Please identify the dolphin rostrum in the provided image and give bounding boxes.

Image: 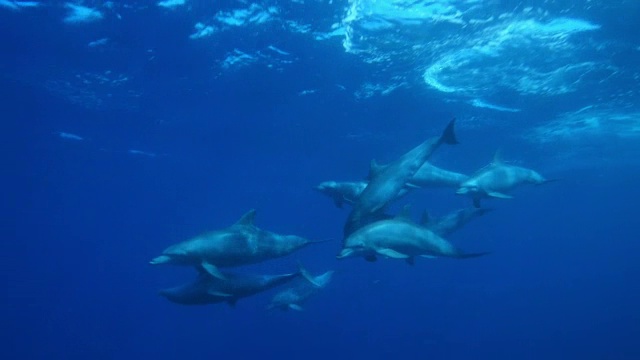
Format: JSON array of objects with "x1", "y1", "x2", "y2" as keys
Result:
[
  {"x1": 150, "y1": 210, "x2": 322, "y2": 279},
  {"x1": 343, "y1": 119, "x2": 458, "y2": 237},
  {"x1": 456, "y1": 153, "x2": 554, "y2": 208}
]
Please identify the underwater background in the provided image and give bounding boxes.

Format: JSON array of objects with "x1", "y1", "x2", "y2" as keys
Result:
[{"x1": 3, "y1": 0, "x2": 640, "y2": 358}]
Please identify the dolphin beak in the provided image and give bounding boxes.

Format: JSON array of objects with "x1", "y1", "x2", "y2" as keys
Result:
[{"x1": 149, "y1": 255, "x2": 171, "y2": 265}]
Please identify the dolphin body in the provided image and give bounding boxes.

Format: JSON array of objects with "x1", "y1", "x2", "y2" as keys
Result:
[
  {"x1": 267, "y1": 270, "x2": 334, "y2": 311},
  {"x1": 159, "y1": 269, "x2": 303, "y2": 306},
  {"x1": 424, "y1": 207, "x2": 492, "y2": 237},
  {"x1": 456, "y1": 154, "x2": 553, "y2": 208},
  {"x1": 407, "y1": 162, "x2": 469, "y2": 188},
  {"x1": 150, "y1": 210, "x2": 319, "y2": 279},
  {"x1": 338, "y1": 216, "x2": 487, "y2": 264},
  {"x1": 343, "y1": 119, "x2": 458, "y2": 237}
]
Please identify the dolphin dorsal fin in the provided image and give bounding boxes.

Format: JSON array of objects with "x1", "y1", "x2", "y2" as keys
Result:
[
  {"x1": 420, "y1": 210, "x2": 430, "y2": 225},
  {"x1": 235, "y1": 209, "x2": 256, "y2": 226},
  {"x1": 395, "y1": 205, "x2": 412, "y2": 221},
  {"x1": 492, "y1": 149, "x2": 503, "y2": 165},
  {"x1": 368, "y1": 159, "x2": 386, "y2": 179}
]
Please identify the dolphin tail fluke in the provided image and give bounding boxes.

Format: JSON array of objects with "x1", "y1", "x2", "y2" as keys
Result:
[
  {"x1": 439, "y1": 118, "x2": 459, "y2": 145},
  {"x1": 297, "y1": 262, "x2": 321, "y2": 288}
]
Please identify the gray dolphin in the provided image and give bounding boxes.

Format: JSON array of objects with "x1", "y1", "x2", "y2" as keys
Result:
[
  {"x1": 424, "y1": 207, "x2": 492, "y2": 237},
  {"x1": 456, "y1": 153, "x2": 554, "y2": 208},
  {"x1": 344, "y1": 119, "x2": 458, "y2": 237},
  {"x1": 314, "y1": 181, "x2": 368, "y2": 208},
  {"x1": 150, "y1": 210, "x2": 322, "y2": 279},
  {"x1": 407, "y1": 162, "x2": 469, "y2": 188},
  {"x1": 159, "y1": 268, "x2": 304, "y2": 306},
  {"x1": 267, "y1": 270, "x2": 334, "y2": 311},
  {"x1": 338, "y1": 215, "x2": 487, "y2": 264}
]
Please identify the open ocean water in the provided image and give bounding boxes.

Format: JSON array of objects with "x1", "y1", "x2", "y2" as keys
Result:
[{"x1": 2, "y1": 1, "x2": 640, "y2": 359}]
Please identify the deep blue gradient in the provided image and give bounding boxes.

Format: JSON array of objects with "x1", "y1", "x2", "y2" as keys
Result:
[{"x1": 2, "y1": 2, "x2": 640, "y2": 359}]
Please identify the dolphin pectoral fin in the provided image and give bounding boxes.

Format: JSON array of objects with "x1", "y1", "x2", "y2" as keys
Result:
[
  {"x1": 406, "y1": 257, "x2": 415, "y2": 266},
  {"x1": 227, "y1": 298, "x2": 238, "y2": 307},
  {"x1": 487, "y1": 191, "x2": 512, "y2": 199},
  {"x1": 288, "y1": 304, "x2": 304, "y2": 311},
  {"x1": 207, "y1": 290, "x2": 233, "y2": 297},
  {"x1": 201, "y1": 262, "x2": 226, "y2": 280},
  {"x1": 473, "y1": 198, "x2": 481, "y2": 208},
  {"x1": 364, "y1": 254, "x2": 378, "y2": 262},
  {"x1": 376, "y1": 248, "x2": 409, "y2": 259},
  {"x1": 333, "y1": 197, "x2": 344, "y2": 208}
]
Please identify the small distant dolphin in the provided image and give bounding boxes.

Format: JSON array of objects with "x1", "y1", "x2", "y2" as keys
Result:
[
  {"x1": 457, "y1": 153, "x2": 554, "y2": 208},
  {"x1": 267, "y1": 270, "x2": 334, "y2": 311},
  {"x1": 407, "y1": 162, "x2": 469, "y2": 189},
  {"x1": 314, "y1": 181, "x2": 368, "y2": 208},
  {"x1": 150, "y1": 210, "x2": 323, "y2": 279},
  {"x1": 338, "y1": 214, "x2": 487, "y2": 264},
  {"x1": 424, "y1": 207, "x2": 492, "y2": 237},
  {"x1": 159, "y1": 268, "x2": 305, "y2": 306},
  {"x1": 344, "y1": 119, "x2": 458, "y2": 237}
]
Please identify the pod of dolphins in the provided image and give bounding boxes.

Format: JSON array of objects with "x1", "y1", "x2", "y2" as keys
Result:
[{"x1": 150, "y1": 118, "x2": 554, "y2": 310}]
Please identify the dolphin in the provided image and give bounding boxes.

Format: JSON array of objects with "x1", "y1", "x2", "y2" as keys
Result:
[
  {"x1": 424, "y1": 207, "x2": 492, "y2": 237},
  {"x1": 159, "y1": 268, "x2": 304, "y2": 306},
  {"x1": 344, "y1": 119, "x2": 458, "y2": 237},
  {"x1": 314, "y1": 181, "x2": 368, "y2": 208},
  {"x1": 456, "y1": 153, "x2": 554, "y2": 208},
  {"x1": 407, "y1": 162, "x2": 469, "y2": 189},
  {"x1": 267, "y1": 270, "x2": 334, "y2": 311},
  {"x1": 150, "y1": 210, "x2": 322, "y2": 279},
  {"x1": 337, "y1": 215, "x2": 487, "y2": 264}
]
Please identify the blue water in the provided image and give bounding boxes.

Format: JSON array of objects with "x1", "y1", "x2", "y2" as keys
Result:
[{"x1": 3, "y1": 1, "x2": 640, "y2": 359}]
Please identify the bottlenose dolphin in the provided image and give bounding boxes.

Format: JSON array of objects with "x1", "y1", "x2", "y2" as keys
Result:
[
  {"x1": 159, "y1": 268, "x2": 304, "y2": 306},
  {"x1": 267, "y1": 270, "x2": 334, "y2": 311},
  {"x1": 344, "y1": 119, "x2": 458, "y2": 237},
  {"x1": 338, "y1": 215, "x2": 487, "y2": 264},
  {"x1": 456, "y1": 153, "x2": 554, "y2": 208},
  {"x1": 314, "y1": 181, "x2": 368, "y2": 208},
  {"x1": 424, "y1": 207, "x2": 492, "y2": 237},
  {"x1": 407, "y1": 162, "x2": 469, "y2": 188},
  {"x1": 150, "y1": 210, "x2": 322, "y2": 279}
]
